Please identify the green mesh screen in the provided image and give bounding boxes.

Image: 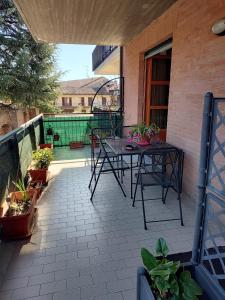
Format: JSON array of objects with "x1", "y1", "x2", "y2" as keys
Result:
[
  {"x1": 19, "y1": 124, "x2": 41, "y2": 177},
  {"x1": 0, "y1": 141, "x2": 17, "y2": 203},
  {"x1": 43, "y1": 114, "x2": 122, "y2": 146},
  {"x1": 0, "y1": 121, "x2": 42, "y2": 203}
]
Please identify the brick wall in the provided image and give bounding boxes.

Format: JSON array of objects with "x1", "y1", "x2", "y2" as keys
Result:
[{"x1": 123, "y1": 0, "x2": 225, "y2": 200}]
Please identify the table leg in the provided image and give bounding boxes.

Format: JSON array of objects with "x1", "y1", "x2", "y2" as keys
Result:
[{"x1": 130, "y1": 155, "x2": 133, "y2": 198}]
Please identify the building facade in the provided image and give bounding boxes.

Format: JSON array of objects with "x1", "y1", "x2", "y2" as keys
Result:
[{"x1": 56, "y1": 77, "x2": 119, "y2": 113}]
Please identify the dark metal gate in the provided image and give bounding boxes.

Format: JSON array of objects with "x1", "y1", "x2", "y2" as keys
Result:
[{"x1": 192, "y1": 92, "x2": 225, "y2": 299}]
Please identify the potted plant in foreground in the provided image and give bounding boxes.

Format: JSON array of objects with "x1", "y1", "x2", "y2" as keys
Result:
[
  {"x1": 137, "y1": 238, "x2": 202, "y2": 300},
  {"x1": 29, "y1": 148, "x2": 53, "y2": 184},
  {"x1": 0, "y1": 179, "x2": 37, "y2": 240},
  {"x1": 129, "y1": 123, "x2": 160, "y2": 146}
]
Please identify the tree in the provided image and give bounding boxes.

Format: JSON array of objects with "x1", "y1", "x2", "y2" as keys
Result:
[{"x1": 0, "y1": 0, "x2": 61, "y2": 112}]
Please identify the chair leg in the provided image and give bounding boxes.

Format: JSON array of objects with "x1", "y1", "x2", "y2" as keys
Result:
[
  {"x1": 178, "y1": 192, "x2": 184, "y2": 226},
  {"x1": 89, "y1": 152, "x2": 100, "y2": 189},
  {"x1": 121, "y1": 155, "x2": 123, "y2": 184},
  {"x1": 106, "y1": 156, "x2": 126, "y2": 197},
  {"x1": 140, "y1": 175, "x2": 147, "y2": 230},
  {"x1": 90, "y1": 157, "x2": 105, "y2": 202},
  {"x1": 132, "y1": 170, "x2": 140, "y2": 207},
  {"x1": 162, "y1": 186, "x2": 165, "y2": 204}
]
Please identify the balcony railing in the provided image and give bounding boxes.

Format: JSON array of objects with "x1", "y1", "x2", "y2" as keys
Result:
[
  {"x1": 0, "y1": 112, "x2": 123, "y2": 203},
  {"x1": 92, "y1": 45, "x2": 118, "y2": 71}
]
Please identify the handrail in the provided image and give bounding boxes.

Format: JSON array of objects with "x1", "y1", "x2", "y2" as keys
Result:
[{"x1": 0, "y1": 114, "x2": 43, "y2": 144}]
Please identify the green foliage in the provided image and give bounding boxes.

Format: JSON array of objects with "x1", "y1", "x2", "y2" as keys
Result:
[
  {"x1": 156, "y1": 237, "x2": 169, "y2": 257},
  {"x1": 12, "y1": 178, "x2": 29, "y2": 202},
  {"x1": 130, "y1": 123, "x2": 160, "y2": 138},
  {"x1": 141, "y1": 238, "x2": 202, "y2": 300},
  {"x1": 0, "y1": 0, "x2": 61, "y2": 112},
  {"x1": 32, "y1": 148, "x2": 53, "y2": 169}
]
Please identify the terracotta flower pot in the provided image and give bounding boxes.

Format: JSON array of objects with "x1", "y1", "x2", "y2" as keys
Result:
[
  {"x1": 53, "y1": 134, "x2": 60, "y2": 141},
  {"x1": 0, "y1": 191, "x2": 37, "y2": 240},
  {"x1": 47, "y1": 128, "x2": 53, "y2": 135},
  {"x1": 29, "y1": 169, "x2": 48, "y2": 184},
  {"x1": 69, "y1": 141, "x2": 84, "y2": 149},
  {"x1": 89, "y1": 135, "x2": 98, "y2": 148},
  {"x1": 27, "y1": 181, "x2": 42, "y2": 201},
  {"x1": 39, "y1": 143, "x2": 53, "y2": 149}
]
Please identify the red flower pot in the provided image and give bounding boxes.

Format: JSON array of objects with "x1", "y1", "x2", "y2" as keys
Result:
[
  {"x1": 29, "y1": 169, "x2": 48, "y2": 184},
  {"x1": 27, "y1": 181, "x2": 42, "y2": 201},
  {"x1": 53, "y1": 134, "x2": 60, "y2": 141},
  {"x1": 39, "y1": 143, "x2": 53, "y2": 149},
  {"x1": 0, "y1": 191, "x2": 37, "y2": 240},
  {"x1": 89, "y1": 135, "x2": 98, "y2": 148},
  {"x1": 69, "y1": 141, "x2": 84, "y2": 149}
]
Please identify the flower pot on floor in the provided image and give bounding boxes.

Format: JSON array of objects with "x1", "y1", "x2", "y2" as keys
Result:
[
  {"x1": 27, "y1": 180, "x2": 42, "y2": 201},
  {"x1": 0, "y1": 191, "x2": 37, "y2": 240},
  {"x1": 39, "y1": 143, "x2": 53, "y2": 149},
  {"x1": 137, "y1": 267, "x2": 155, "y2": 300},
  {"x1": 137, "y1": 266, "x2": 209, "y2": 300},
  {"x1": 29, "y1": 169, "x2": 48, "y2": 184},
  {"x1": 69, "y1": 141, "x2": 84, "y2": 149},
  {"x1": 89, "y1": 135, "x2": 98, "y2": 148}
]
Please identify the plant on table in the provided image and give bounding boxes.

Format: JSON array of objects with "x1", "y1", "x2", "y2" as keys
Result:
[
  {"x1": 141, "y1": 238, "x2": 202, "y2": 300},
  {"x1": 129, "y1": 123, "x2": 160, "y2": 144}
]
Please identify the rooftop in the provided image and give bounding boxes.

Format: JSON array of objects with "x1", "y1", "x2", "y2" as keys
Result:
[{"x1": 59, "y1": 77, "x2": 113, "y2": 95}]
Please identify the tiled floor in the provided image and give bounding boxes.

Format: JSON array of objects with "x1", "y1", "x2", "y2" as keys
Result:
[{"x1": 0, "y1": 147, "x2": 197, "y2": 300}]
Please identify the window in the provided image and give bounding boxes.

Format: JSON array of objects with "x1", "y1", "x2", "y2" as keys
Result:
[
  {"x1": 102, "y1": 97, "x2": 106, "y2": 106},
  {"x1": 88, "y1": 97, "x2": 93, "y2": 106},
  {"x1": 62, "y1": 97, "x2": 72, "y2": 106},
  {"x1": 80, "y1": 97, "x2": 85, "y2": 106}
]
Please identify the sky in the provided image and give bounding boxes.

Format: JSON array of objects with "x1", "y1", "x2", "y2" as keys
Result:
[{"x1": 56, "y1": 44, "x2": 98, "y2": 81}]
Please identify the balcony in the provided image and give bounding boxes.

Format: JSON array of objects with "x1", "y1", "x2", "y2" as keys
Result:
[
  {"x1": 92, "y1": 46, "x2": 120, "y2": 75},
  {"x1": 0, "y1": 113, "x2": 196, "y2": 299}
]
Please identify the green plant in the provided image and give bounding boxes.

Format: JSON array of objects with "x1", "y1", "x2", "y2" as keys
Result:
[
  {"x1": 130, "y1": 123, "x2": 160, "y2": 139},
  {"x1": 141, "y1": 238, "x2": 202, "y2": 300},
  {"x1": 32, "y1": 148, "x2": 53, "y2": 169},
  {"x1": 12, "y1": 179, "x2": 29, "y2": 203}
]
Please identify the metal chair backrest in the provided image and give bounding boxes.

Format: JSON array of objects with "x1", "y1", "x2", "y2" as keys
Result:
[{"x1": 140, "y1": 147, "x2": 184, "y2": 193}]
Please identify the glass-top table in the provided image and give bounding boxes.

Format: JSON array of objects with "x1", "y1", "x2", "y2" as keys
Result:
[{"x1": 105, "y1": 138, "x2": 183, "y2": 198}]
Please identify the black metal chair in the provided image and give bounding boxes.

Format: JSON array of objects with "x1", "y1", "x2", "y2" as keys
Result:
[
  {"x1": 90, "y1": 127, "x2": 116, "y2": 171},
  {"x1": 133, "y1": 147, "x2": 184, "y2": 229},
  {"x1": 88, "y1": 135, "x2": 130, "y2": 202}
]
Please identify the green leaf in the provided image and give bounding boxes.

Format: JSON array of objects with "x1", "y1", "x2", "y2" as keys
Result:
[
  {"x1": 150, "y1": 261, "x2": 180, "y2": 277},
  {"x1": 155, "y1": 276, "x2": 170, "y2": 295},
  {"x1": 156, "y1": 238, "x2": 169, "y2": 257},
  {"x1": 170, "y1": 277, "x2": 179, "y2": 296},
  {"x1": 141, "y1": 248, "x2": 157, "y2": 271},
  {"x1": 179, "y1": 271, "x2": 202, "y2": 300}
]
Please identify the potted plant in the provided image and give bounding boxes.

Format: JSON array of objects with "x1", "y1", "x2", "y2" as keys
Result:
[
  {"x1": 27, "y1": 180, "x2": 42, "y2": 200},
  {"x1": 39, "y1": 143, "x2": 53, "y2": 149},
  {"x1": 137, "y1": 238, "x2": 203, "y2": 300},
  {"x1": 129, "y1": 123, "x2": 160, "y2": 146},
  {"x1": 47, "y1": 127, "x2": 53, "y2": 135},
  {"x1": 86, "y1": 122, "x2": 98, "y2": 148},
  {"x1": 53, "y1": 133, "x2": 60, "y2": 141},
  {"x1": 29, "y1": 148, "x2": 53, "y2": 184},
  {"x1": 69, "y1": 141, "x2": 84, "y2": 149},
  {"x1": 0, "y1": 180, "x2": 37, "y2": 240}
]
